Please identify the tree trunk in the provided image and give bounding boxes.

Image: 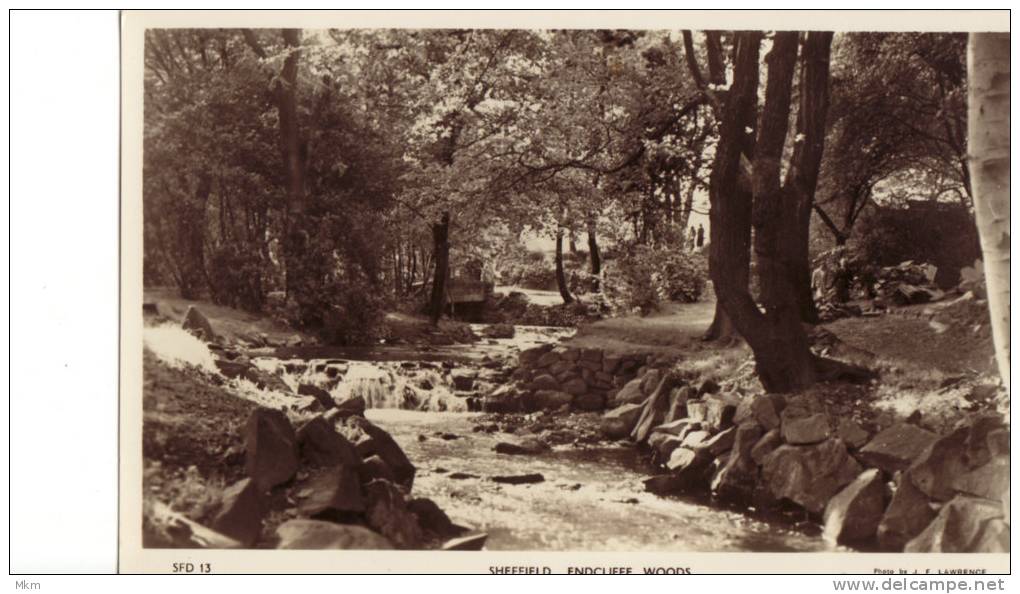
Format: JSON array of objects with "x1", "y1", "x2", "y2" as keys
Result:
[
  {"x1": 587, "y1": 218, "x2": 601, "y2": 293},
  {"x1": 276, "y1": 29, "x2": 306, "y2": 297},
  {"x1": 967, "y1": 32, "x2": 1011, "y2": 390},
  {"x1": 555, "y1": 226, "x2": 574, "y2": 304},
  {"x1": 428, "y1": 212, "x2": 451, "y2": 325}
]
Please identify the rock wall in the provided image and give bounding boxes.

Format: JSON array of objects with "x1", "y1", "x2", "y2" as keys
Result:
[
  {"x1": 604, "y1": 384, "x2": 1010, "y2": 553},
  {"x1": 481, "y1": 343, "x2": 678, "y2": 414}
]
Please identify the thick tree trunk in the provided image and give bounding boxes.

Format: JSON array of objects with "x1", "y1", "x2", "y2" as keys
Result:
[
  {"x1": 555, "y1": 226, "x2": 574, "y2": 304},
  {"x1": 275, "y1": 29, "x2": 306, "y2": 297},
  {"x1": 428, "y1": 212, "x2": 451, "y2": 325},
  {"x1": 587, "y1": 218, "x2": 601, "y2": 293},
  {"x1": 967, "y1": 33, "x2": 1011, "y2": 390}
]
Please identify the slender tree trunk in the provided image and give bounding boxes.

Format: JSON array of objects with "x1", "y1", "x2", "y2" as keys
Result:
[
  {"x1": 967, "y1": 32, "x2": 1011, "y2": 390},
  {"x1": 587, "y1": 218, "x2": 601, "y2": 293},
  {"x1": 274, "y1": 29, "x2": 306, "y2": 298},
  {"x1": 428, "y1": 212, "x2": 451, "y2": 325},
  {"x1": 555, "y1": 226, "x2": 574, "y2": 304}
]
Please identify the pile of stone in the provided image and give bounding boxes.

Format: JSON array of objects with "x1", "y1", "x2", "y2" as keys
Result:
[
  {"x1": 603, "y1": 383, "x2": 1009, "y2": 552},
  {"x1": 874, "y1": 261, "x2": 944, "y2": 307},
  {"x1": 154, "y1": 402, "x2": 482, "y2": 550},
  {"x1": 479, "y1": 344, "x2": 674, "y2": 414}
]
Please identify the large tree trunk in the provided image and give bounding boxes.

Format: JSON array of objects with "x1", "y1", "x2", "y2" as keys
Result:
[
  {"x1": 428, "y1": 212, "x2": 451, "y2": 325},
  {"x1": 967, "y1": 33, "x2": 1011, "y2": 390},
  {"x1": 786, "y1": 32, "x2": 833, "y2": 325},
  {"x1": 276, "y1": 29, "x2": 306, "y2": 297},
  {"x1": 587, "y1": 217, "x2": 601, "y2": 293},
  {"x1": 555, "y1": 225, "x2": 574, "y2": 304}
]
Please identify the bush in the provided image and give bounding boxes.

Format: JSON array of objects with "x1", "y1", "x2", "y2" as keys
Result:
[
  {"x1": 601, "y1": 245, "x2": 707, "y2": 315},
  {"x1": 287, "y1": 266, "x2": 388, "y2": 346}
]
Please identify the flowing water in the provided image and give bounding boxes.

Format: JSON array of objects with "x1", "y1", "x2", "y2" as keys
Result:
[{"x1": 148, "y1": 322, "x2": 832, "y2": 551}]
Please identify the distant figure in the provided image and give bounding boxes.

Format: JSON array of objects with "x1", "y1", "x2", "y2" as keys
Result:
[{"x1": 696, "y1": 224, "x2": 705, "y2": 248}]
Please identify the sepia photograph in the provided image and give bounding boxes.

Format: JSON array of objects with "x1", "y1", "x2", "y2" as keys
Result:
[{"x1": 119, "y1": 10, "x2": 1010, "y2": 573}]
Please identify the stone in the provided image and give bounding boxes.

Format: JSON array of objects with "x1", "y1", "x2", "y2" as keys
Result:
[
  {"x1": 481, "y1": 385, "x2": 521, "y2": 413},
  {"x1": 602, "y1": 354, "x2": 623, "y2": 374},
  {"x1": 649, "y1": 434, "x2": 685, "y2": 461},
  {"x1": 491, "y1": 473, "x2": 545, "y2": 485},
  {"x1": 630, "y1": 377, "x2": 672, "y2": 443},
  {"x1": 535, "y1": 351, "x2": 561, "y2": 368},
  {"x1": 345, "y1": 417, "x2": 416, "y2": 488},
  {"x1": 877, "y1": 473, "x2": 938, "y2": 551},
  {"x1": 613, "y1": 377, "x2": 646, "y2": 406},
  {"x1": 519, "y1": 344, "x2": 553, "y2": 367},
  {"x1": 695, "y1": 427, "x2": 736, "y2": 457},
  {"x1": 363, "y1": 479, "x2": 423, "y2": 549},
  {"x1": 561, "y1": 378, "x2": 589, "y2": 396},
  {"x1": 750, "y1": 429, "x2": 783, "y2": 466},
  {"x1": 483, "y1": 324, "x2": 515, "y2": 339},
  {"x1": 296, "y1": 415, "x2": 360, "y2": 468},
  {"x1": 951, "y1": 455, "x2": 1009, "y2": 512},
  {"x1": 640, "y1": 369, "x2": 664, "y2": 395},
  {"x1": 244, "y1": 408, "x2": 299, "y2": 490},
  {"x1": 525, "y1": 390, "x2": 574, "y2": 410},
  {"x1": 859, "y1": 423, "x2": 938, "y2": 474},
  {"x1": 782, "y1": 413, "x2": 831, "y2": 445},
  {"x1": 494, "y1": 438, "x2": 550, "y2": 456},
  {"x1": 357, "y1": 455, "x2": 396, "y2": 484},
  {"x1": 548, "y1": 360, "x2": 575, "y2": 376},
  {"x1": 836, "y1": 418, "x2": 870, "y2": 449},
  {"x1": 823, "y1": 469, "x2": 885, "y2": 545},
  {"x1": 734, "y1": 394, "x2": 785, "y2": 430},
  {"x1": 451, "y1": 371, "x2": 476, "y2": 391},
  {"x1": 529, "y1": 374, "x2": 560, "y2": 392},
  {"x1": 573, "y1": 392, "x2": 605, "y2": 411},
  {"x1": 211, "y1": 478, "x2": 263, "y2": 546},
  {"x1": 662, "y1": 448, "x2": 714, "y2": 491},
  {"x1": 182, "y1": 305, "x2": 217, "y2": 341},
  {"x1": 761, "y1": 439, "x2": 864, "y2": 516},
  {"x1": 276, "y1": 519, "x2": 393, "y2": 550},
  {"x1": 710, "y1": 421, "x2": 763, "y2": 503},
  {"x1": 651, "y1": 418, "x2": 701, "y2": 438},
  {"x1": 407, "y1": 498, "x2": 461, "y2": 538},
  {"x1": 298, "y1": 383, "x2": 335, "y2": 409},
  {"x1": 703, "y1": 393, "x2": 739, "y2": 431},
  {"x1": 904, "y1": 496, "x2": 1009, "y2": 553},
  {"x1": 599, "y1": 403, "x2": 644, "y2": 439},
  {"x1": 215, "y1": 359, "x2": 251, "y2": 379},
  {"x1": 299, "y1": 466, "x2": 366, "y2": 517},
  {"x1": 334, "y1": 395, "x2": 367, "y2": 418},
  {"x1": 644, "y1": 473, "x2": 689, "y2": 495},
  {"x1": 680, "y1": 430, "x2": 712, "y2": 449},
  {"x1": 685, "y1": 400, "x2": 708, "y2": 424},
  {"x1": 442, "y1": 533, "x2": 488, "y2": 551},
  {"x1": 664, "y1": 385, "x2": 695, "y2": 423}
]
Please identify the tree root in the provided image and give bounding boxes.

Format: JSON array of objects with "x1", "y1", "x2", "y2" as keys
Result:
[{"x1": 812, "y1": 355, "x2": 877, "y2": 384}]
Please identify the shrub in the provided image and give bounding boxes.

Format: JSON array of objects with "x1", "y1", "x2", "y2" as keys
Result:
[
  {"x1": 601, "y1": 245, "x2": 707, "y2": 315},
  {"x1": 207, "y1": 244, "x2": 266, "y2": 312}
]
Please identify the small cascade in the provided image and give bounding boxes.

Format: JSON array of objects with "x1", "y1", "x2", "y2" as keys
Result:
[{"x1": 251, "y1": 357, "x2": 471, "y2": 412}]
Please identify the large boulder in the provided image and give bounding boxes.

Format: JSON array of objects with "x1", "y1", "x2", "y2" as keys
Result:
[
  {"x1": 528, "y1": 374, "x2": 560, "y2": 392},
  {"x1": 244, "y1": 408, "x2": 299, "y2": 490},
  {"x1": 561, "y1": 378, "x2": 589, "y2": 397},
  {"x1": 750, "y1": 428, "x2": 783, "y2": 466},
  {"x1": 664, "y1": 385, "x2": 695, "y2": 423},
  {"x1": 296, "y1": 415, "x2": 360, "y2": 468},
  {"x1": 344, "y1": 416, "x2": 416, "y2": 489},
  {"x1": 951, "y1": 455, "x2": 1009, "y2": 519},
  {"x1": 450, "y1": 371, "x2": 476, "y2": 391},
  {"x1": 612, "y1": 377, "x2": 646, "y2": 407},
  {"x1": 823, "y1": 469, "x2": 885, "y2": 545},
  {"x1": 702, "y1": 393, "x2": 739, "y2": 431},
  {"x1": 276, "y1": 519, "x2": 393, "y2": 550},
  {"x1": 877, "y1": 472, "x2": 938, "y2": 551},
  {"x1": 211, "y1": 478, "x2": 263, "y2": 546},
  {"x1": 761, "y1": 438, "x2": 863, "y2": 516},
  {"x1": 299, "y1": 465, "x2": 366, "y2": 517},
  {"x1": 480, "y1": 385, "x2": 521, "y2": 413},
  {"x1": 407, "y1": 498, "x2": 461, "y2": 539},
  {"x1": 298, "y1": 383, "x2": 335, "y2": 409},
  {"x1": 630, "y1": 376, "x2": 673, "y2": 443},
  {"x1": 858, "y1": 423, "x2": 938, "y2": 474},
  {"x1": 363, "y1": 479, "x2": 424, "y2": 549},
  {"x1": 711, "y1": 421, "x2": 763, "y2": 503},
  {"x1": 904, "y1": 495, "x2": 1009, "y2": 553},
  {"x1": 518, "y1": 344, "x2": 553, "y2": 367},
  {"x1": 908, "y1": 416, "x2": 1005, "y2": 502},
  {"x1": 734, "y1": 394, "x2": 786, "y2": 430},
  {"x1": 182, "y1": 305, "x2": 217, "y2": 341},
  {"x1": 600, "y1": 403, "x2": 644, "y2": 439}
]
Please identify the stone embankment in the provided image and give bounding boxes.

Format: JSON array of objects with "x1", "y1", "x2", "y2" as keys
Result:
[{"x1": 483, "y1": 342, "x2": 1010, "y2": 553}]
